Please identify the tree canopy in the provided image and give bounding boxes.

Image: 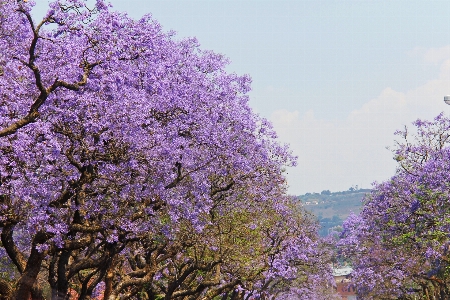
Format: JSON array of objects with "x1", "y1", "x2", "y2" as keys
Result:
[
  {"x1": 0, "y1": 1, "x2": 336, "y2": 299},
  {"x1": 340, "y1": 113, "x2": 450, "y2": 299}
]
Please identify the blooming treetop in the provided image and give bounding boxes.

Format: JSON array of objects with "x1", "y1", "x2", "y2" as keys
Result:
[
  {"x1": 0, "y1": 1, "x2": 337, "y2": 299},
  {"x1": 340, "y1": 113, "x2": 450, "y2": 299}
]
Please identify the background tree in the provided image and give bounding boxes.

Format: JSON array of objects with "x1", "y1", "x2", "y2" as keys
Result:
[{"x1": 340, "y1": 113, "x2": 450, "y2": 299}]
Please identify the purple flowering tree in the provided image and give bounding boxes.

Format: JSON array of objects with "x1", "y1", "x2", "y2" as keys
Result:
[
  {"x1": 340, "y1": 113, "x2": 450, "y2": 299},
  {"x1": 0, "y1": 1, "x2": 336, "y2": 299},
  {"x1": 139, "y1": 195, "x2": 337, "y2": 300}
]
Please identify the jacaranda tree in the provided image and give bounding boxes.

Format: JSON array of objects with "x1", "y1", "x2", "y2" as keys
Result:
[
  {"x1": 340, "y1": 113, "x2": 450, "y2": 299},
  {"x1": 0, "y1": 1, "x2": 336, "y2": 299}
]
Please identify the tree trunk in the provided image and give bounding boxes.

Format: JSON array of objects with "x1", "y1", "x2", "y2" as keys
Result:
[
  {"x1": 50, "y1": 250, "x2": 71, "y2": 300},
  {"x1": 14, "y1": 233, "x2": 47, "y2": 300},
  {"x1": 14, "y1": 260, "x2": 43, "y2": 300}
]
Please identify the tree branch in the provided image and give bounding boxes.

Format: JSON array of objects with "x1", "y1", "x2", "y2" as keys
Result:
[{"x1": 0, "y1": 223, "x2": 27, "y2": 274}]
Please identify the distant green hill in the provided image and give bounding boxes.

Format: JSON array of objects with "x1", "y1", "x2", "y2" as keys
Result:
[{"x1": 298, "y1": 188, "x2": 371, "y2": 236}]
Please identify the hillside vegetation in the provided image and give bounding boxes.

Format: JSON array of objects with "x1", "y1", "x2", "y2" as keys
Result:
[{"x1": 298, "y1": 188, "x2": 370, "y2": 236}]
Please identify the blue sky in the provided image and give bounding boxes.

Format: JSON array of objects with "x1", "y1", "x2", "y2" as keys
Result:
[{"x1": 32, "y1": 0, "x2": 450, "y2": 194}]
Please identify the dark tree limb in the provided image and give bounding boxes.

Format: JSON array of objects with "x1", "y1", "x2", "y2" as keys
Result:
[
  {"x1": 0, "y1": 224, "x2": 27, "y2": 274},
  {"x1": 0, "y1": 8, "x2": 101, "y2": 138},
  {"x1": 14, "y1": 231, "x2": 48, "y2": 300}
]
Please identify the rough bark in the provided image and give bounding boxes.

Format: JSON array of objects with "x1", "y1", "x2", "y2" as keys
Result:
[
  {"x1": 0, "y1": 278, "x2": 13, "y2": 300},
  {"x1": 13, "y1": 232, "x2": 47, "y2": 300}
]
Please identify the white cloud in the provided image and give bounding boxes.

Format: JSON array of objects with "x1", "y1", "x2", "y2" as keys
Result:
[
  {"x1": 271, "y1": 46, "x2": 450, "y2": 195},
  {"x1": 408, "y1": 46, "x2": 450, "y2": 65},
  {"x1": 423, "y1": 46, "x2": 450, "y2": 64}
]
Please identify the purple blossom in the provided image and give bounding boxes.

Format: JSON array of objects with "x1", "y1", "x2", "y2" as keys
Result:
[{"x1": 0, "y1": 1, "x2": 332, "y2": 299}]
